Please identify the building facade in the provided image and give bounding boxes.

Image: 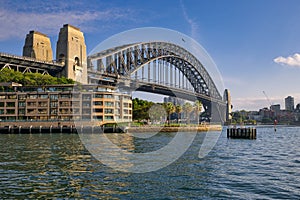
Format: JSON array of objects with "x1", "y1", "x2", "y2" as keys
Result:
[
  {"x1": 270, "y1": 104, "x2": 281, "y2": 117},
  {"x1": 0, "y1": 85, "x2": 132, "y2": 124},
  {"x1": 285, "y1": 96, "x2": 294, "y2": 111}
]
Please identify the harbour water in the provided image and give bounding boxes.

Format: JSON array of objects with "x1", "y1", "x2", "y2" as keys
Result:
[{"x1": 1, "y1": 126, "x2": 300, "y2": 199}]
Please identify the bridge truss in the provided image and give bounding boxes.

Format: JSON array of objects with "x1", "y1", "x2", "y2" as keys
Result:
[
  {"x1": 0, "y1": 52, "x2": 63, "y2": 76},
  {"x1": 88, "y1": 42, "x2": 224, "y2": 103}
]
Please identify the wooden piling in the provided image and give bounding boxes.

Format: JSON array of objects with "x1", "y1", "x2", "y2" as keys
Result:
[{"x1": 227, "y1": 127, "x2": 256, "y2": 139}]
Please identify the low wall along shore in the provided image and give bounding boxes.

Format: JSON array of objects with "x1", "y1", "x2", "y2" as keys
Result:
[
  {"x1": 0, "y1": 121, "x2": 222, "y2": 134},
  {"x1": 127, "y1": 125, "x2": 222, "y2": 133}
]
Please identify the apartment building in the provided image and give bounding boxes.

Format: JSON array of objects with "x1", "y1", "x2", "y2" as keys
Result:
[{"x1": 0, "y1": 84, "x2": 132, "y2": 124}]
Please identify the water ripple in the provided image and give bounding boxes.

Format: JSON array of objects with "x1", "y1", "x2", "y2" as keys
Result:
[{"x1": 0, "y1": 127, "x2": 300, "y2": 199}]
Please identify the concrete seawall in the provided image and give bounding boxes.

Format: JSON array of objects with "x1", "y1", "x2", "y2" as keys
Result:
[
  {"x1": 127, "y1": 125, "x2": 222, "y2": 133},
  {"x1": 0, "y1": 121, "x2": 222, "y2": 134}
]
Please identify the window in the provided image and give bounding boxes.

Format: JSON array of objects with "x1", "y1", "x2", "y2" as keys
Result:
[
  {"x1": 0, "y1": 102, "x2": 4, "y2": 107},
  {"x1": 8, "y1": 95, "x2": 17, "y2": 99},
  {"x1": 61, "y1": 94, "x2": 71, "y2": 99},
  {"x1": 104, "y1": 108, "x2": 114, "y2": 114},
  {"x1": 82, "y1": 109, "x2": 91, "y2": 115},
  {"x1": 72, "y1": 108, "x2": 80, "y2": 113},
  {"x1": 27, "y1": 109, "x2": 35, "y2": 114},
  {"x1": 18, "y1": 95, "x2": 26, "y2": 100},
  {"x1": 72, "y1": 101, "x2": 80, "y2": 107},
  {"x1": 50, "y1": 94, "x2": 58, "y2": 100},
  {"x1": 27, "y1": 102, "x2": 36, "y2": 107},
  {"x1": 105, "y1": 116, "x2": 114, "y2": 120},
  {"x1": 19, "y1": 109, "x2": 25, "y2": 115},
  {"x1": 94, "y1": 94, "x2": 103, "y2": 98},
  {"x1": 93, "y1": 101, "x2": 103, "y2": 106},
  {"x1": 60, "y1": 101, "x2": 70, "y2": 107},
  {"x1": 104, "y1": 94, "x2": 113, "y2": 99},
  {"x1": 59, "y1": 109, "x2": 69, "y2": 114},
  {"x1": 74, "y1": 57, "x2": 80, "y2": 66},
  {"x1": 38, "y1": 109, "x2": 47, "y2": 114},
  {"x1": 82, "y1": 94, "x2": 91, "y2": 100},
  {"x1": 73, "y1": 93, "x2": 80, "y2": 99},
  {"x1": 6, "y1": 109, "x2": 15, "y2": 114},
  {"x1": 93, "y1": 116, "x2": 103, "y2": 121},
  {"x1": 39, "y1": 94, "x2": 48, "y2": 99},
  {"x1": 6, "y1": 102, "x2": 15, "y2": 107},
  {"x1": 29, "y1": 94, "x2": 37, "y2": 99},
  {"x1": 50, "y1": 102, "x2": 58, "y2": 107},
  {"x1": 38, "y1": 102, "x2": 48, "y2": 107},
  {"x1": 82, "y1": 102, "x2": 90, "y2": 107},
  {"x1": 93, "y1": 108, "x2": 103, "y2": 113},
  {"x1": 18, "y1": 102, "x2": 25, "y2": 107},
  {"x1": 123, "y1": 96, "x2": 131, "y2": 100},
  {"x1": 115, "y1": 96, "x2": 120, "y2": 100},
  {"x1": 105, "y1": 101, "x2": 114, "y2": 107}
]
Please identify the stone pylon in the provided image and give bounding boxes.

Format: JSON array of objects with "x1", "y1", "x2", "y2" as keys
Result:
[
  {"x1": 23, "y1": 31, "x2": 53, "y2": 62},
  {"x1": 56, "y1": 24, "x2": 87, "y2": 84}
]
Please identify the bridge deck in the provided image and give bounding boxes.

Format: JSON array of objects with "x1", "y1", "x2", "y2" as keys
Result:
[{"x1": 0, "y1": 52, "x2": 64, "y2": 73}]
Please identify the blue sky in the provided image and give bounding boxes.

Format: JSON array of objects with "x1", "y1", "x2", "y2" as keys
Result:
[{"x1": 1, "y1": 0, "x2": 300, "y2": 110}]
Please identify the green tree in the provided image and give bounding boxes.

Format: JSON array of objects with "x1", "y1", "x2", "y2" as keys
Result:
[
  {"x1": 132, "y1": 98, "x2": 154, "y2": 121},
  {"x1": 163, "y1": 102, "x2": 175, "y2": 125},
  {"x1": 193, "y1": 100, "x2": 202, "y2": 124},
  {"x1": 0, "y1": 69, "x2": 74, "y2": 86},
  {"x1": 175, "y1": 105, "x2": 182, "y2": 123},
  {"x1": 149, "y1": 103, "x2": 165, "y2": 124},
  {"x1": 183, "y1": 102, "x2": 193, "y2": 124}
]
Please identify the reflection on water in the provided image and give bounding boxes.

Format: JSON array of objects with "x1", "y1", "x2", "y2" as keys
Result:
[{"x1": 0, "y1": 127, "x2": 300, "y2": 199}]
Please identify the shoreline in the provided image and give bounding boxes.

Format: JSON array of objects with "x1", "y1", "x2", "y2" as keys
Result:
[
  {"x1": 0, "y1": 121, "x2": 222, "y2": 134},
  {"x1": 127, "y1": 125, "x2": 222, "y2": 133}
]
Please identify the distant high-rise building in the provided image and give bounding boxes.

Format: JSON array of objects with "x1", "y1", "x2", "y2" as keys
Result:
[
  {"x1": 296, "y1": 103, "x2": 300, "y2": 111},
  {"x1": 163, "y1": 96, "x2": 184, "y2": 105},
  {"x1": 270, "y1": 104, "x2": 280, "y2": 117},
  {"x1": 23, "y1": 31, "x2": 53, "y2": 62},
  {"x1": 285, "y1": 96, "x2": 294, "y2": 111}
]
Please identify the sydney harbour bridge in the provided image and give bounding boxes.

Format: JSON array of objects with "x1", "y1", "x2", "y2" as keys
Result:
[
  {"x1": 0, "y1": 26, "x2": 231, "y2": 123},
  {"x1": 87, "y1": 41, "x2": 229, "y2": 122}
]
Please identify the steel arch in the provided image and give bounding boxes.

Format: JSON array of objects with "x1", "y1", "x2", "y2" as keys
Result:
[{"x1": 88, "y1": 41, "x2": 222, "y2": 101}]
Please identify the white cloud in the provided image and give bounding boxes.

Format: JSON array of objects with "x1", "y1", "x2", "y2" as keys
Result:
[
  {"x1": 274, "y1": 53, "x2": 300, "y2": 67},
  {"x1": 0, "y1": 7, "x2": 129, "y2": 40},
  {"x1": 232, "y1": 93, "x2": 300, "y2": 111},
  {"x1": 179, "y1": 0, "x2": 199, "y2": 40}
]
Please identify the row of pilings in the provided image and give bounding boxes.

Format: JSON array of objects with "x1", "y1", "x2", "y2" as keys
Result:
[
  {"x1": 227, "y1": 127, "x2": 256, "y2": 139},
  {"x1": 0, "y1": 125, "x2": 124, "y2": 134}
]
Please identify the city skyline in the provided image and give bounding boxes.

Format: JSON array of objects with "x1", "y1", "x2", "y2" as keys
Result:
[{"x1": 1, "y1": 0, "x2": 300, "y2": 110}]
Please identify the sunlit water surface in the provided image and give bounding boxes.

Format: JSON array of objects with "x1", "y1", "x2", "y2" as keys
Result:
[{"x1": 0, "y1": 126, "x2": 300, "y2": 199}]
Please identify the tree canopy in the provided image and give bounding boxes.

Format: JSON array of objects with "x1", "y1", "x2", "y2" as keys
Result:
[
  {"x1": 0, "y1": 68, "x2": 75, "y2": 85},
  {"x1": 163, "y1": 102, "x2": 175, "y2": 125},
  {"x1": 132, "y1": 98, "x2": 154, "y2": 121}
]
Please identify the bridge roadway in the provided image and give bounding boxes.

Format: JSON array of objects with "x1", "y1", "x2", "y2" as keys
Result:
[
  {"x1": 88, "y1": 69, "x2": 224, "y2": 104},
  {"x1": 0, "y1": 52, "x2": 63, "y2": 75},
  {"x1": 118, "y1": 79, "x2": 225, "y2": 106}
]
